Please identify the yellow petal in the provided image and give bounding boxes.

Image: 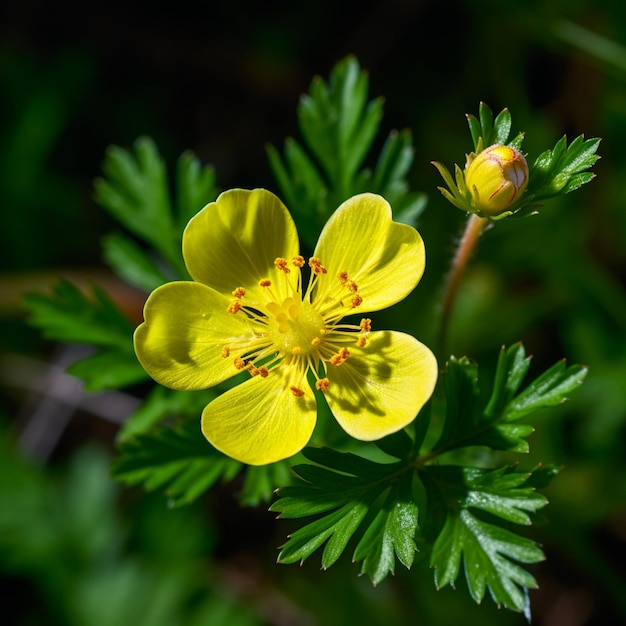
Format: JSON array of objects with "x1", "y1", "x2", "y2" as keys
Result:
[
  {"x1": 183, "y1": 189, "x2": 299, "y2": 307},
  {"x1": 324, "y1": 330, "x2": 437, "y2": 440},
  {"x1": 201, "y1": 364, "x2": 317, "y2": 465},
  {"x1": 134, "y1": 281, "x2": 254, "y2": 390},
  {"x1": 313, "y1": 193, "x2": 425, "y2": 314}
]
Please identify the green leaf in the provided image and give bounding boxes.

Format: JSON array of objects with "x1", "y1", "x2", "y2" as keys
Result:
[
  {"x1": 67, "y1": 350, "x2": 147, "y2": 392},
  {"x1": 24, "y1": 279, "x2": 134, "y2": 348},
  {"x1": 272, "y1": 446, "x2": 410, "y2": 582},
  {"x1": 23, "y1": 279, "x2": 146, "y2": 391},
  {"x1": 239, "y1": 461, "x2": 293, "y2": 507},
  {"x1": 175, "y1": 150, "x2": 220, "y2": 229},
  {"x1": 94, "y1": 137, "x2": 179, "y2": 268},
  {"x1": 95, "y1": 138, "x2": 219, "y2": 280},
  {"x1": 504, "y1": 359, "x2": 588, "y2": 421},
  {"x1": 427, "y1": 465, "x2": 548, "y2": 611},
  {"x1": 529, "y1": 135, "x2": 600, "y2": 199},
  {"x1": 102, "y1": 233, "x2": 169, "y2": 293},
  {"x1": 267, "y1": 56, "x2": 423, "y2": 246},
  {"x1": 117, "y1": 386, "x2": 212, "y2": 442},
  {"x1": 111, "y1": 420, "x2": 241, "y2": 507},
  {"x1": 431, "y1": 509, "x2": 543, "y2": 610},
  {"x1": 352, "y1": 474, "x2": 419, "y2": 584}
]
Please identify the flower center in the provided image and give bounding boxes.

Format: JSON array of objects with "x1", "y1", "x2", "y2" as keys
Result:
[{"x1": 267, "y1": 298, "x2": 325, "y2": 356}]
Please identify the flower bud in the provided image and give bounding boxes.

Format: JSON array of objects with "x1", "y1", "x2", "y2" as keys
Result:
[{"x1": 464, "y1": 144, "x2": 528, "y2": 216}]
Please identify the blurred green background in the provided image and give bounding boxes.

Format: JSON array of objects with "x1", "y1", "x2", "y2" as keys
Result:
[{"x1": 1, "y1": 1, "x2": 625, "y2": 624}]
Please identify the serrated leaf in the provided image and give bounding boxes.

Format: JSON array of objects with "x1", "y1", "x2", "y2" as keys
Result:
[
  {"x1": 267, "y1": 56, "x2": 421, "y2": 245},
  {"x1": 67, "y1": 349, "x2": 147, "y2": 391},
  {"x1": 272, "y1": 446, "x2": 412, "y2": 583},
  {"x1": 94, "y1": 137, "x2": 179, "y2": 268},
  {"x1": 117, "y1": 386, "x2": 211, "y2": 441},
  {"x1": 23, "y1": 279, "x2": 146, "y2": 391},
  {"x1": 484, "y1": 344, "x2": 532, "y2": 420},
  {"x1": 102, "y1": 232, "x2": 169, "y2": 293},
  {"x1": 175, "y1": 150, "x2": 219, "y2": 229},
  {"x1": 24, "y1": 279, "x2": 134, "y2": 348},
  {"x1": 239, "y1": 461, "x2": 292, "y2": 507},
  {"x1": 353, "y1": 474, "x2": 418, "y2": 584},
  {"x1": 504, "y1": 360, "x2": 588, "y2": 421},
  {"x1": 431, "y1": 509, "x2": 543, "y2": 611},
  {"x1": 426, "y1": 464, "x2": 548, "y2": 610},
  {"x1": 111, "y1": 420, "x2": 241, "y2": 507}
]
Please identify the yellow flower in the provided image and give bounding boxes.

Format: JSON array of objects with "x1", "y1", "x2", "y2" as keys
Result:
[
  {"x1": 464, "y1": 144, "x2": 528, "y2": 216},
  {"x1": 134, "y1": 189, "x2": 438, "y2": 465}
]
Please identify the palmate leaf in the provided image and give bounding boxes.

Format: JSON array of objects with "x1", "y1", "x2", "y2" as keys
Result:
[
  {"x1": 437, "y1": 344, "x2": 587, "y2": 453},
  {"x1": 271, "y1": 446, "x2": 416, "y2": 583},
  {"x1": 23, "y1": 279, "x2": 147, "y2": 391},
  {"x1": 111, "y1": 419, "x2": 241, "y2": 507},
  {"x1": 426, "y1": 465, "x2": 549, "y2": 611},
  {"x1": 95, "y1": 138, "x2": 220, "y2": 287},
  {"x1": 267, "y1": 56, "x2": 425, "y2": 246}
]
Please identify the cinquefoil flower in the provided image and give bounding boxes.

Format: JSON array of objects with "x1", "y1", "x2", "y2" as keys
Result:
[{"x1": 134, "y1": 189, "x2": 437, "y2": 465}]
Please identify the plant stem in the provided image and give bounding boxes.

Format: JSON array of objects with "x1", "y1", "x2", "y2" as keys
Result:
[{"x1": 438, "y1": 213, "x2": 489, "y2": 357}]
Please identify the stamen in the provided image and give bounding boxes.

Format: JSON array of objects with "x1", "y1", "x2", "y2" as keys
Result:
[
  {"x1": 309, "y1": 257, "x2": 327, "y2": 275},
  {"x1": 227, "y1": 301, "x2": 242, "y2": 314},
  {"x1": 346, "y1": 280, "x2": 358, "y2": 293},
  {"x1": 274, "y1": 257, "x2": 290, "y2": 273},
  {"x1": 258, "y1": 365, "x2": 269, "y2": 378},
  {"x1": 232, "y1": 287, "x2": 246, "y2": 299},
  {"x1": 337, "y1": 270, "x2": 349, "y2": 284},
  {"x1": 311, "y1": 337, "x2": 321, "y2": 346},
  {"x1": 330, "y1": 347, "x2": 350, "y2": 366},
  {"x1": 290, "y1": 386, "x2": 305, "y2": 397},
  {"x1": 360, "y1": 318, "x2": 372, "y2": 332},
  {"x1": 356, "y1": 335, "x2": 367, "y2": 348},
  {"x1": 234, "y1": 357, "x2": 246, "y2": 370},
  {"x1": 247, "y1": 363, "x2": 260, "y2": 376},
  {"x1": 351, "y1": 295, "x2": 363, "y2": 308},
  {"x1": 259, "y1": 279, "x2": 272, "y2": 287},
  {"x1": 315, "y1": 378, "x2": 330, "y2": 391},
  {"x1": 221, "y1": 346, "x2": 231, "y2": 358},
  {"x1": 292, "y1": 255, "x2": 305, "y2": 268}
]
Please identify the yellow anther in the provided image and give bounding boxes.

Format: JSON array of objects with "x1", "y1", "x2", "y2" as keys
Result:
[
  {"x1": 309, "y1": 257, "x2": 327, "y2": 275},
  {"x1": 275, "y1": 257, "x2": 290, "y2": 273},
  {"x1": 232, "y1": 287, "x2": 246, "y2": 299},
  {"x1": 292, "y1": 347, "x2": 302, "y2": 355},
  {"x1": 290, "y1": 386, "x2": 305, "y2": 397},
  {"x1": 315, "y1": 378, "x2": 330, "y2": 391},
  {"x1": 356, "y1": 335, "x2": 367, "y2": 348},
  {"x1": 292, "y1": 255, "x2": 305, "y2": 268},
  {"x1": 227, "y1": 301, "x2": 242, "y2": 314},
  {"x1": 234, "y1": 357, "x2": 246, "y2": 370},
  {"x1": 346, "y1": 280, "x2": 358, "y2": 293},
  {"x1": 247, "y1": 364, "x2": 260, "y2": 376},
  {"x1": 311, "y1": 337, "x2": 321, "y2": 346},
  {"x1": 221, "y1": 346, "x2": 231, "y2": 358},
  {"x1": 360, "y1": 318, "x2": 372, "y2": 332},
  {"x1": 259, "y1": 279, "x2": 272, "y2": 287},
  {"x1": 351, "y1": 294, "x2": 363, "y2": 308},
  {"x1": 330, "y1": 347, "x2": 350, "y2": 366}
]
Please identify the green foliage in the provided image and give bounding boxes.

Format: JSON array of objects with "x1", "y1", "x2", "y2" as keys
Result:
[
  {"x1": 271, "y1": 343, "x2": 585, "y2": 611},
  {"x1": 95, "y1": 137, "x2": 220, "y2": 289},
  {"x1": 23, "y1": 279, "x2": 147, "y2": 391},
  {"x1": 111, "y1": 420, "x2": 241, "y2": 507},
  {"x1": 267, "y1": 56, "x2": 426, "y2": 245}
]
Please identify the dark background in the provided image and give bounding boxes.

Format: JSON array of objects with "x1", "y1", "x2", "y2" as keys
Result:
[{"x1": 1, "y1": 1, "x2": 625, "y2": 625}]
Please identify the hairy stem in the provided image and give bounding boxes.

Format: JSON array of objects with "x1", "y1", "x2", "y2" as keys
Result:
[{"x1": 438, "y1": 213, "x2": 489, "y2": 357}]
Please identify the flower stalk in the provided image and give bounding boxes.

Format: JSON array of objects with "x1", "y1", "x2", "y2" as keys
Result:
[{"x1": 438, "y1": 213, "x2": 489, "y2": 357}]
